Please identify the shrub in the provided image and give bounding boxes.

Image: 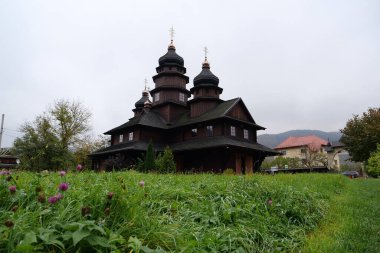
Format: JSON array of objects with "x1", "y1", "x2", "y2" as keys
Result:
[
  {"x1": 366, "y1": 144, "x2": 380, "y2": 177},
  {"x1": 155, "y1": 146, "x2": 176, "y2": 173}
]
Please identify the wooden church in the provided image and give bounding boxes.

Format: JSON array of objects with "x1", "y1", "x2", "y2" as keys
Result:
[{"x1": 90, "y1": 38, "x2": 276, "y2": 173}]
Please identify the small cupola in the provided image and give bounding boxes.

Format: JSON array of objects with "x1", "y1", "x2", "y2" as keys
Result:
[
  {"x1": 133, "y1": 82, "x2": 151, "y2": 116},
  {"x1": 193, "y1": 58, "x2": 220, "y2": 86}
]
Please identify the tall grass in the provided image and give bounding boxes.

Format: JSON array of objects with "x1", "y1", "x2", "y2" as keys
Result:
[{"x1": 1, "y1": 171, "x2": 347, "y2": 252}]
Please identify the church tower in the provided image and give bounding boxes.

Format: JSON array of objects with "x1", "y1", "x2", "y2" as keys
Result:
[
  {"x1": 189, "y1": 48, "x2": 223, "y2": 117},
  {"x1": 150, "y1": 29, "x2": 190, "y2": 122}
]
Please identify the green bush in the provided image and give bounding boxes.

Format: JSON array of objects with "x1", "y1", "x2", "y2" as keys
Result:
[
  {"x1": 366, "y1": 144, "x2": 380, "y2": 177},
  {"x1": 155, "y1": 146, "x2": 176, "y2": 173}
]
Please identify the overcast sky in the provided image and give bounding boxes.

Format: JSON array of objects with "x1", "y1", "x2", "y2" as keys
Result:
[{"x1": 1, "y1": 0, "x2": 379, "y2": 147}]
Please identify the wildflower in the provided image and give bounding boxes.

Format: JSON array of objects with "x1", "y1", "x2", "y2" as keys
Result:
[
  {"x1": 267, "y1": 198, "x2": 273, "y2": 206},
  {"x1": 58, "y1": 182, "x2": 69, "y2": 191},
  {"x1": 4, "y1": 220, "x2": 14, "y2": 228},
  {"x1": 38, "y1": 193, "x2": 46, "y2": 203},
  {"x1": 56, "y1": 193, "x2": 64, "y2": 200},
  {"x1": 9, "y1": 185, "x2": 16, "y2": 194},
  {"x1": 81, "y1": 206, "x2": 91, "y2": 216},
  {"x1": 76, "y1": 164, "x2": 82, "y2": 171},
  {"x1": 139, "y1": 180, "x2": 145, "y2": 188},
  {"x1": 104, "y1": 207, "x2": 111, "y2": 216},
  {"x1": 0, "y1": 170, "x2": 10, "y2": 175},
  {"x1": 107, "y1": 192, "x2": 114, "y2": 200},
  {"x1": 48, "y1": 196, "x2": 58, "y2": 204},
  {"x1": 59, "y1": 170, "x2": 66, "y2": 176}
]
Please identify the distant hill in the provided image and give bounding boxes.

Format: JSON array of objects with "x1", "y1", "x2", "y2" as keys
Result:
[{"x1": 258, "y1": 130, "x2": 342, "y2": 148}]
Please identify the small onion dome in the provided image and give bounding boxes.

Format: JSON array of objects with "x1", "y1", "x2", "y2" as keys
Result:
[
  {"x1": 158, "y1": 41, "x2": 184, "y2": 66},
  {"x1": 135, "y1": 89, "x2": 150, "y2": 108},
  {"x1": 193, "y1": 58, "x2": 219, "y2": 86}
]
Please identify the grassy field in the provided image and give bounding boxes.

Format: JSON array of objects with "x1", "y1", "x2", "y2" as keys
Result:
[
  {"x1": 303, "y1": 178, "x2": 380, "y2": 253},
  {"x1": 0, "y1": 170, "x2": 378, "y2": 252}
]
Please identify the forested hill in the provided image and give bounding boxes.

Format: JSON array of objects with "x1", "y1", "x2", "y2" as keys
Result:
[{"x1": 258, "y1": 130, "x2": 342, "y2": 148}]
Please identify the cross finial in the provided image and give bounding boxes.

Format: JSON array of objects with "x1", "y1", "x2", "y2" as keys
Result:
[
  {"x1": 204, "y1": 46, "x2": 208, "y2": 60},
  {"x1": 144, "y1": 78, "x2": 148, "y2": 90},
  {"x1": 169, "y1": 26, "x2": 175, "y2": 42}
]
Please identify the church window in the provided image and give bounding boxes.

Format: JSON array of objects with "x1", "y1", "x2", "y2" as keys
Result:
[
  {"x1": 154, "y1": 93, "x2": 160, "y2": 102},
  {"x1": 244, "y1": 129, "x2": 249, "y2": 139},
  {"x1": 206, "y1": 125, "x2": 213, "y2": 136},
  {"x1": 191, "y1": 128, "x2": 197, "y2": 137},
  {"x1": 119, "y1": 134, "x2": 123, "y2": 143},
  {"x1": 128, "y1": 132, "x2": 133, "y2": 141},
  {"x1": 179, "y1": 93, "x2": 185, "y2": 102},
  {"x1": 231, "y1": 126, "x2": 236, "y2": 136}
]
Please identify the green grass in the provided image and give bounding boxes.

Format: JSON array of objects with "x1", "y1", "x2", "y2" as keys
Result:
[
  {"x1": 1, "y1": 171, "x2": 378, "y2": 252},
  {"x1": 303, "y1": 178, "x2": 380, "y2": 253}
]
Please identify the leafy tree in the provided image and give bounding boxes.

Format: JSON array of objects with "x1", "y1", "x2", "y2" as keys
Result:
[
  {"x1": 155, "y1": 146, "x2": 176, "y2": 173},
  {"x1": 366, "y1": 144, "x2": 380, "y2": 177},
  {"x1": 13, "y1": 116, "x2": 72, "y2": 171},
  {"x1": 341, "y1": 107, "x2": 380, "y2": 162},
  {"x1": 144, "y1": 141, "x2": 155, "y2": 172},
  {"x1": 13, "y1": 99, "x2": 92, "y2": 170},
  {"x1": 50, "y1": 99, "x2": 92, "y2": 150}
]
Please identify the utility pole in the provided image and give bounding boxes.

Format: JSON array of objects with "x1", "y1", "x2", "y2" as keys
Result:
[{"x1": 0, "y1": 114, "x2": 4, "y2": 149}]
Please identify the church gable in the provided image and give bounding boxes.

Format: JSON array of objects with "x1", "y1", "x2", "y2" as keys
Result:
[{"x1": 226, "y1": 99, "x2": 256, "y2": 124}]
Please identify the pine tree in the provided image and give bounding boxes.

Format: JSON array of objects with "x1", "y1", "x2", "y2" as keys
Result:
[{"x1": 144, "y1": 140, "x2": 155, "y2": 172}]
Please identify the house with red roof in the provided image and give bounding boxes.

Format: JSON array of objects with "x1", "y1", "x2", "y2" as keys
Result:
[{"x1": 274, "y1": 135, "x2": 328, "y2": 166}]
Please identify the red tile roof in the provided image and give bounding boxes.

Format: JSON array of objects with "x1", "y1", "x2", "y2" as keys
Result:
[{"x1": 274, "y1": 135, "x2": 328, "y2": 150}]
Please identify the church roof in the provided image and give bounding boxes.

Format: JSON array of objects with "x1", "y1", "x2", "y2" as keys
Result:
[
  {"x1": 105, "y1": 97, "x2": 264, "y2": 134},
  {"x1": 91, "y1": 136, "x2": 277, "y2": 156},
  {"x1": 172, "y1": 136, "x2": 278, "y2": 154}
]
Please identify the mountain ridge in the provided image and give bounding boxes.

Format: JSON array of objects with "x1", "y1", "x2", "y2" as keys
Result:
[{"x1": 258, "y1": 130, "x2": 342, "y2": 148}]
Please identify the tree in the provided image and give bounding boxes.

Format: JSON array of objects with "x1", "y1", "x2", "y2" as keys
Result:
[
  {"x1": 341, "y1": 107, "x2": 380, "y2": 162},
  {"x1": 13, "y1": 116, "x2": 72, "y2": 171},
  {"x1": 302, "y1": 144, "x2": 328, "y2": 168},
  {"x1": 13, "y1": 99, "x2": 92, "y2": 170},
  {"x1": 144, "y1": 141, "x2": 155, "y2": 172},
  {"x1": 366, "y1": 144, "x2": 380, "y2": 177},
  {"x1": 155, "y1": 146, "x2": 176, "y2": 173},
  {"x1": 50, "y1": 99, "x2": 92, "y2": 150},
  {"x1": 74, "y1": 135, "x2": 109, "y2": 168}
]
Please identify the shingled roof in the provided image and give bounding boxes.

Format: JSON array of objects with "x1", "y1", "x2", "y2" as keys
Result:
[{"x1": 104, "y1": 97, "x2": 264, "y2": 134}]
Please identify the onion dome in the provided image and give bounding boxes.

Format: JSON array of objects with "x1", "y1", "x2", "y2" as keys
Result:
[
  {"x1": 158, "y1": 40, "x2": 184, "y2": 66},
  {"x1": 193, "y1": 58, "x2": 219, "y2": 86},
  {"x1": 134, "y1": 89, "x2": 150, "y2": 108}
]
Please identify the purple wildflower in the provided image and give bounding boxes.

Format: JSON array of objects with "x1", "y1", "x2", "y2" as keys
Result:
[
  {"x1": 58, "y1": 182, "x2": 69, "y2": 191},
  {"x1": 139, "y1": 180, "x2": 145, "y2": 188},
  {"x1": 76, "y1": 164, "x2": 82, "y2": 171},
  {"x1": 59, "y1": 170, "x2": 66, "y2": 176},
  {"x1": 0, "y1": 170, "x2": 10, "y2": 175},
  {"x1": 267, "y1": 198, "x2": 273, "y2": 206},
  {"x1": 48, "y1": 196, "x2": 58, "y2": 204},
  {"x1": 9, "y1": 185, "x2": 16, "y2": 194}
]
